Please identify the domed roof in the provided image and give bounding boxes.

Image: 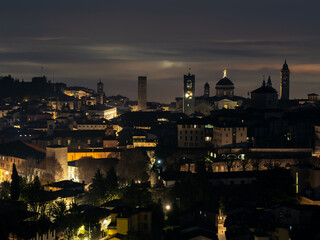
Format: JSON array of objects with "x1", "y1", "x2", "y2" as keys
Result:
[{"x1": 216, "y1": 77, "x2": 234, "y2": 86}]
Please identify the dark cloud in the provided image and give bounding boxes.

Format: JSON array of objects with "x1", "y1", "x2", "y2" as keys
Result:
[{"x1": 0, "y1": 0, "x2": 319, "y2": 102}]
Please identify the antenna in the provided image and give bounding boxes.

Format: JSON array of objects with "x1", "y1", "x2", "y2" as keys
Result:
[{"x1": 41, "y1": 65, "x2": 44, "y2": 75}]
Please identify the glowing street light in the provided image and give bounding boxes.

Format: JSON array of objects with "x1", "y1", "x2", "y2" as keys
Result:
[{"x1": 165, "y1": 204, "x2": 171, "y2": 211}]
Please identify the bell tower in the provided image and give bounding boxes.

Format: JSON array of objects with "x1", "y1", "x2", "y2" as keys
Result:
[
  {"x1": 280, "y1": 60, "x2": 290, "y2": 101},
  {"x1": 183, "y1": 72, "x2": 195, "y2": 115}
]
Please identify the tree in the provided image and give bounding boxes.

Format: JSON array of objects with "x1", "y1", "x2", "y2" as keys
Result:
[
  {"x1": 106, "y1": 166, "x2": 119, "y2": 200},
  {"x1": 240, "y1": 159, "x2": 250, "y2": 171},
  {"x1": 224, "y1": 158, "x2": 235, "y2": 172},
  {"x1": 20, "y1": 157, "x2": 37, "y2": 183},
  {"x1": 117, "y1": 149, "x2": 150, "y2": 183},
  {"x1": 0, "y1": 181, "x2": 10, "y2": 200},
  {"x1": 50, "y1": 200, "x2": 83, "y2": 240},
  {"x1": 106, "y1": 166, "x2": 118, "y2": 190},
  {"x1": 50, "y1": 200, "x2": 67, "y2": 223},
  {"x1": 122, "y1": 183, "x2": 153, "y2": 208},
  {"x1": 10, "y1": 163, "x2": 20, "y2": 200},
  {"x1": 250, "y1": 158, "x2": 261, "y2": 171},
  {"x1": 20, "y1": 176, "x2": 48, "y2": 220},
  {"x1": 89, "y1": 169, "x2": 106, "y2": 205},
  {"x1": 39, "y1": 157, "x2": 63, "y2": 182}
]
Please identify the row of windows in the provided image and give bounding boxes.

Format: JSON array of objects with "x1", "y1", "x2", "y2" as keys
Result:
[
  {"x1": 56, "y1": 139, "x2": 96, "y2": 145},
  {"x1": 181, "y1": 125, "x2": 202, "y2": 129},
  {"x1": 78, "y1": 125, "x2": 105, "y2": 129},
  {"x1": 179, "y1": 130, "x2": 204, "y2": 135},
  {"x1": 180, "y1": 136, "x2": 204, "y2": 141},
  {"x1": 183, "y1": 142, "x2": 200, "y2": 147},
  {"x1": 215, "y1": 133, "x2": 244, "y2": 138},
  {"x1": 0, "y1": 156, "x2": 21, "y2": 164}
]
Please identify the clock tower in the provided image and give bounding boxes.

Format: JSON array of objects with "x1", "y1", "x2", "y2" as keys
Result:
[
  {"x1": 183, "y1": 73, "x2": 195, "y2": 115},
  {"x1": 280, "y1": 60, "x2": 290, "y2": 101}
]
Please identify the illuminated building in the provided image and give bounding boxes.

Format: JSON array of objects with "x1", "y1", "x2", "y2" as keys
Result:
[
  {"x1": 67, "y1": 149, "x2": 120, "y2": 162},
  {"x1": 176, "y1": 70, "x2": 246, "y2": 114},
  {"x1": 46, "y1": 146, "x2": 68, "y2": 181},
  {"x1": 138, "y1": 76, "x2": 147, "y2": 110},
  {"x1": 177, "y1": 119, "x2": 213, "y2": 148},
  {"x1": 280, "y1": 60, "x2": 290, "y2": 101},
  {"x1": 107, "y1": 210, "x2": 152, "y2": 237},
  {"x1": 215, "y1": 70, "x2": 234, "y2": 98},
  {"x1": 183, "y1": 72, "x2": 195, "y2": 115},
  {"x1": 213, "y1": 125, "x2": 247, "y2": 148}
]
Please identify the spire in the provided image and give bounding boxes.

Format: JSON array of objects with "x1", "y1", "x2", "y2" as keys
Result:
[
  {"x1": 267, "y1": 76, "x2": 272, "y2": 87},
  {"x1": 282, "y1": 59, "x2": 289, "y2": 70},
  {"x1": 223, "y1": 69, "x2": 227, "y2": 78}
]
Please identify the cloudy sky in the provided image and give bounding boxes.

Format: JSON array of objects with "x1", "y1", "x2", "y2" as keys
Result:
[{"x1": 0, "y1": 0, "x2": 319, "y2": 103}]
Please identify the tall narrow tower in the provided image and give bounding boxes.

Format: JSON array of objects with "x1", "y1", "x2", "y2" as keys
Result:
[
  {"x1": 183, "y1": 73, "x2": 195, "y2": 115},
  {"x1": 204, "y1": 82, "x2": 210, "y2": 98},
  {"x1": 97, "y1": 80, "x2": 104, "y2": 105},
  {"x1": 138, "y1": 76, "x2": 147, "y2": 110},
  {"x1": 280, "y1": 60, "x2": 290, "y2": 101}
]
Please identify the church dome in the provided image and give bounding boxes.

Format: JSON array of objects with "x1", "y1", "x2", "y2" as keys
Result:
[
  {"x1": 216, "y1": 69, "x2": 234, "y2": 87},
  {"x1": 216, "y1": 77, "x2": 234, "y2": 86}
]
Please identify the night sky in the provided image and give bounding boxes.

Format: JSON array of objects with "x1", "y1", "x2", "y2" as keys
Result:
[{"x1": 1, "y1": 0, "x2": 319, "y2": 103}]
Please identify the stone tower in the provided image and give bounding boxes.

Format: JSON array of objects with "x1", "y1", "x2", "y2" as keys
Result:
[
  {"x1": 183, "y1": 73, "x2": 195, "y2": 115},
  {"x1": 97, "y1": 80, "x2": 104, "y2": 105},
  {"x1": 280, "y1": 60, "x2": 290, "y2": 101},
  {"x1": 138, "y1": 76, "x2": 147, "y2": 110},
  {"x1": 204, "y1": 82, "x2": 210, "y2": 98}
]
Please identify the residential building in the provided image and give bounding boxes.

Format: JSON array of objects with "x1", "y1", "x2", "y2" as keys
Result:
[{"x1": 213, "y1": 124, "x2": 247, "y2": 148}]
